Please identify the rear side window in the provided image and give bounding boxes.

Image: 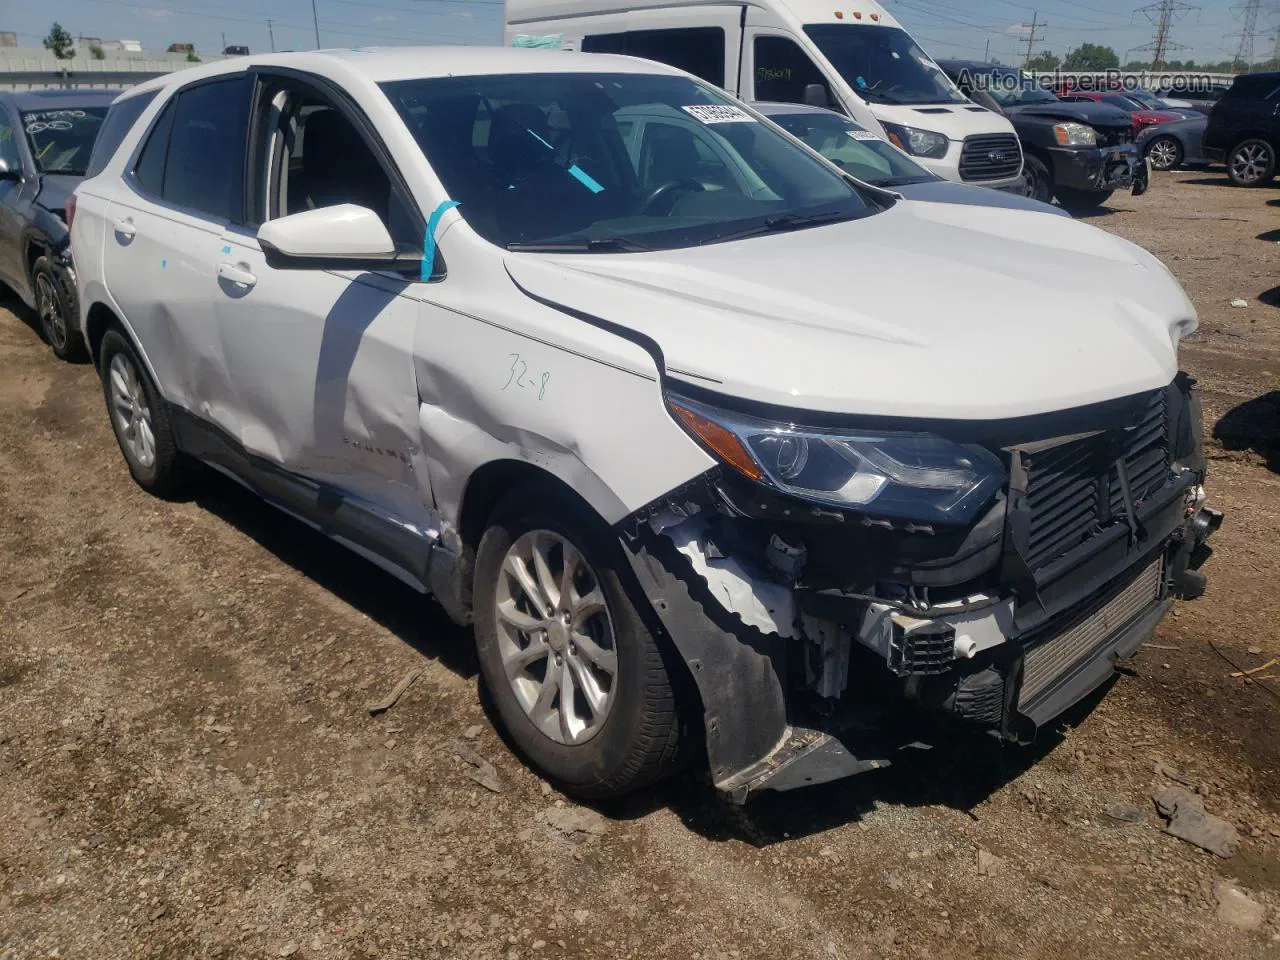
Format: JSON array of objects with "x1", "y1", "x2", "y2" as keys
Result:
[
  {"x1": 1225, "y1": 76, "x2": 1280, "y2": 101},
  {"x1": 162, "y1": 78, "x2": 246, "y2": 219},
  {"x1": 582, "y1": 28, "x2": 726, "y2": 87},
  {"x1": 85, "y1": 90, "x2": 157, "y2": 178},
  {"x1": 133, "y1": 100, "x2": 174, "y2": 196}
]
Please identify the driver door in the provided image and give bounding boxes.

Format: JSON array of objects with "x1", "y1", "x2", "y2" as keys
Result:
[{"x1": 212, "y1": 72, "x2": 435, "y2": 546}]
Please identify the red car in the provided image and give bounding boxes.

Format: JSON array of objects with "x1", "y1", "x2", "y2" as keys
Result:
[{"x1": 1056, "y1": 91, "x2": 1183, "y2": 136}]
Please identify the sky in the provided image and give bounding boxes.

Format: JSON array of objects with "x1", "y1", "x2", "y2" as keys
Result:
[{"x1": 1, "y1": 0, "x2": 1273, "y2": 65}]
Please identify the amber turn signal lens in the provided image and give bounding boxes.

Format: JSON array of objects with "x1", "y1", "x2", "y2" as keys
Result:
[{"x1": 669, "y1": 402, "x2": 764, "y2": 481}]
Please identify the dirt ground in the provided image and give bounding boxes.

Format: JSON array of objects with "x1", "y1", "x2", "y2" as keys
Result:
[{"x1": 1, "y1": 171, "x2": 1278, "y2": 960}]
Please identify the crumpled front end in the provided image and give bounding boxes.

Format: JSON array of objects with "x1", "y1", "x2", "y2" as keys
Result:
[{"x1": 620, "y1": 374, "x2": 1220, "y2": 802}]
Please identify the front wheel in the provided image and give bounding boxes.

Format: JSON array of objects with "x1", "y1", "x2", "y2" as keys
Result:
[
  {"x1": 33, "y1": 256, "x2": 86, "y2": 362},
  {"x1": 1227, "y1": 138, "x2": 1277, "y2": 187},
  {"x1": 1146, "y1": 135, "x2": 1183, "y2": 171},
  {"x1": 472, "y1": 486, "x2": 682, "y2": 798},
  {"x1": 1056, "y1": 186, "x2": 1115, "y2": 211},
  {"x1": 1021, "y1": 155, "x2": 1054, "y2": 204}
]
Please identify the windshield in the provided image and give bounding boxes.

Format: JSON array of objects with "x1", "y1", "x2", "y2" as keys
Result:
[
  {"x1": 1126, "y1": 90, "x2": 1168, "y2": 109},
  {"x1": 21, "y1": 107, "x2": 107, "y2": 176},
  {"x1": 382, "y1": 73, "x2": 875, "y2": 252},
  {"x1": 768, "y1": 111, "x2": 932, "y2": 186},
  {"x1": 979, "y1": 71, "x2": 1058, "y2": 106},
  {"x1": 804, "y1": 25, "x2": 966, "y2": 105}
]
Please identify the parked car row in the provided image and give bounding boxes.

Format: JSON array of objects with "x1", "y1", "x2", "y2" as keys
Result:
[{"x1": 0, "y1": 36, "x2": 1222, "y2": 803}]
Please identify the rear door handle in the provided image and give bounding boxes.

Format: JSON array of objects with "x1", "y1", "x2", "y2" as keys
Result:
[
  {"x1": 217, "y1": 262, "x2": 257, "y2": 289},
  {"x1": 112, "y1": 216, "x2": 136, "y2": 239}
]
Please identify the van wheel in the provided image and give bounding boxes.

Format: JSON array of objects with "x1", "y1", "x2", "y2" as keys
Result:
[
  {"x1": 99, "y1": 329, "x2": 188, "y2": 496},
  {"x1": 33, "y1": 256, "x2": 85, "y2": 362},
  {"x1": 1227, "y1": 138, "x2": 1277, "y2": 186},
  {"x1": 1022, "y1": 155, "x2": 1054, "y2": 204},
  {"x1": 1056, "y1": 186, "x2": 1114, "y2": 211},
  {"x1": 472, "y1": 486, "x2": 682, "y2": 798}
]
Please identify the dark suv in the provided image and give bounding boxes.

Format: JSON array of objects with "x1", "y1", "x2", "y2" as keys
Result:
[
  {"x1": 940, "y1": 61, "x2": 1146, "y2": 210},
  {"x1": 1203, "y1": 72, "x2": 1280, "y2": 186}
]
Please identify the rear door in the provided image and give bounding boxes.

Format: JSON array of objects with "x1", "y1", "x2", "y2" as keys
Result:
[
  {"x1": 212, "y1": 70, "x2": 433, "y2": 542},
  {"x1": 100, "y1": 74, "x2": 250, "y2": 422}
]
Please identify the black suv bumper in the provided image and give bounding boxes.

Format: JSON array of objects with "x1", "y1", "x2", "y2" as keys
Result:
[{"x1": 1049, "y1": 143, "x2": 1148, "y2": 194}]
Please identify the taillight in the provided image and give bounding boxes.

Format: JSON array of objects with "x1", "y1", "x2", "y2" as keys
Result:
[{"x1": 64, "y1": 193, "x2": 77, "y2": 231}]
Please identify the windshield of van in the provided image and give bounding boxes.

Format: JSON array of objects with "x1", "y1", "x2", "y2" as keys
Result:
[
  {"x1": 766, "y1": 111, "x2": 932, "y2": 186},
  {"x1": 20, "y1": 107, "x2": 108, "y2": 176},
  {"x1": 804, "y1": 25, "x2": 966, "y2": 106},
  {"x1": 382, "y1": 72, "x2": 877, "y2": 252}
]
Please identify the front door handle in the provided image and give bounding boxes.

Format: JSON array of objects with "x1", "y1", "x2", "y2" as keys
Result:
[
  {"x1": 217, "y1": 262, "x2": 257, "y2": 289},
  {"x1": 112, "y1": 216, "x2": 136, "y2": 240}
]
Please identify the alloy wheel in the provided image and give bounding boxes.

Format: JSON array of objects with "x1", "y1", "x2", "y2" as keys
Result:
[
  {"x1": 1147, "y1": 138, "x2": 1179, "y2": 171},
  {"x1": 108, "y1": 353, "x2": 157, "y2": 469},
  {"x1": 1231, "y1": 142, "x2": 1273, "y2": 184},
  {"x1": 35, "y1": 272, "x2": 68, "y2": 352},
  {"x1": 494, "y1": 529, "x2": 618, "y2": 745}
]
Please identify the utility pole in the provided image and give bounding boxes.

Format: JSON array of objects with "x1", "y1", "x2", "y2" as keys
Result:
[
  {"x1": 985, "y1": 37, "x2": 991, "y2": 63},
  {"x1": 1020, "y1": 12, "x2": 1047, "y2": 68},
  {"x1": 1229, "y1": 0, "x2": 1265, "y2": 72},
  {"x1": 311, "y1": 0, "x2": 322, "y2": 49},
  {"x1": 267, "y1": 19, "x2": 276, "y2": 53},
  {"x1": 1133, "y1": 1, "x2": 1196, "y2": 71}
]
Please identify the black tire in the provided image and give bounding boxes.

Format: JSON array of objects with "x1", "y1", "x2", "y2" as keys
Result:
[
  {"x1": 1226, "y1": 138, "x2": 1277, "y2": 187},
  {"x1": 1145, "y1": 135, "x2": 1183, "y2": 172},
  {"x1": 1055, "y1": 186, "x2": 1115, "y2": 211},
  {"x1": 1022, "y1": 154, "x2": 1054, "y2": 204},
  {"x1": 99, "y1": 329, "x2": 188, "y2": 496},
  {"x1": 472, "y1": 484, "x2": 682, "y2": 798},
  {"x1": 33, "y1": 255, "x2": 86, "y2": 362}
]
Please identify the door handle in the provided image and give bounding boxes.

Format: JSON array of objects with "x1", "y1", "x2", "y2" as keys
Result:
[
  {"x1": 112, "y1": 216, "x2": 136, "y2": 239},
  {"x1": 217, "y1": 262, "x2": 257, "y2": 289}
]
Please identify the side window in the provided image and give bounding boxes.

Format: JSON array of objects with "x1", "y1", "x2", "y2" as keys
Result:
[
  {"x1": 162, "y1": 77, "x2": 246, "y2": 220},
  {"x1": 753, "y1": 36, "x2": 829, "y2": 105},
  {"x1": 583, "y1": 28, "x2": 726, "y2": 87},
  {"x1": 133, "y1": 100, "x2": 175, "y2": 196},
  {"x1": 86, "y1": 91, "x2": 157, "y2": 178},
  {"x1": 0, "y1": 113, "x2": 19, "y2": 170}
]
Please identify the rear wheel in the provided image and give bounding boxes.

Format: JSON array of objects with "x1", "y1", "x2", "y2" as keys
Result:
[
  {"x1": 1146, "y1": 135, "x2": 1183, "y2": 171},
  {"x1": 33, "y1": 256, "x2": 86, "y2": 362},
  {"x1": 1055, "y1": 186, "x2": 1114, "y2": 211},
  {"x1": 472, "y1": 485, "x2": 682, "y2": 798},
  {"x1": 1226, "y1": 138, "x2": 1277, "y2": 186},
  {"x1": 99, "y1": 329, "x2": 188, "y2": 495}
]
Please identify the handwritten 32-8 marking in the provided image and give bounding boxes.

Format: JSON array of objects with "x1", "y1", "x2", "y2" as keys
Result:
[{"x1": 503, "y1": 353, "x2": 551, "y2": 400}]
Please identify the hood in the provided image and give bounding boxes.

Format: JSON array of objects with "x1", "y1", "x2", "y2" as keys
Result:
[
  {"x1": 34, "y1": 174, "x2": 82, "y2": 220},
  {"x1": 897, "y1": 180, "x2": 1069, "y2": 217},
  {"x1": 1007, "y1": 100, "x2": 1132, "y2": 128},
  {"x1": 868, "y1": 101, "x2": 1016, "y2": 141},
  {"x1": 503, "y1": 201, "x2": 1195, "y2": 422}
]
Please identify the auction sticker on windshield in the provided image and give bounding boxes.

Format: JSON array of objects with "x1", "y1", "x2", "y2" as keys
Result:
[
  {"x1": 847, "y1": 131, "x2": 881, "y2": 141},
  {"x1": 681, "y1": 104, "x2": 756, "y2": 124}
]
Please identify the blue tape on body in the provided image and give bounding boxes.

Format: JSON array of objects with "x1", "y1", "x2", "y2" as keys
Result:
[{"x1": 421, "y1": 200, "x2": 460, "y2": 281}]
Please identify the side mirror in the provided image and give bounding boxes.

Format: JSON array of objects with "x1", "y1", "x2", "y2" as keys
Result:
[
  {"x1": 257, "y1": 204, "x2": 417, "y2": 272},
  {"x1": 802, "y1": 83, "x2": 830, "y2": 109},
  {"x1": 0, "y1": 158, "x2": 22, "y2": 182}
]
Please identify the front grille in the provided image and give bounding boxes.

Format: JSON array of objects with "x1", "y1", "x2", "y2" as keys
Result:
[
  {"x1": 1096, "y1": 125, "x2": 1133, "y2": 147},
  {"x1": 958, "y1": 134, "x2": 1022, "y2": 181},
  {"x1": 1022, "y1": 390, "x2": 1171, "y2": 572},
  {"x1": 1019, "y1": 558, "x2": 1162, "y2": 706}
]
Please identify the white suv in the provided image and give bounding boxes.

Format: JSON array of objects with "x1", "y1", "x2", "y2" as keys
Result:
[{"x1": 72, "y1": 48, "x2": 1219, "y2": 801}]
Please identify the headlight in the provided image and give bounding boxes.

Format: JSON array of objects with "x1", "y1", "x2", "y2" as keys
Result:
[
  {"x1": 1053, "y1": 122, "x2": 1098, "y2": 147},
  {"x1": 668, "y1": 395, "x2": 1006, "y2": 524},
  {"x1": 881, "y1": 123, "x2": 949, "y2": 159}
]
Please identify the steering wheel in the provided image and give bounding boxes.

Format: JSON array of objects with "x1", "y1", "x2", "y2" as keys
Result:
[{"x1": 641, "y1": 178, "x2": 705, "y2": 215}]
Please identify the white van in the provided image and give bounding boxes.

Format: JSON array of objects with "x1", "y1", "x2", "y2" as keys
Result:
[{"x1": 506, "y1": 0, "x2": 1024, "y2": 189}]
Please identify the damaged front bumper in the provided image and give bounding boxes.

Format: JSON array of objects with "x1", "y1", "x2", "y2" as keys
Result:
[{"x1": 622, "y1": 376, "x2": 1220, "y2": 802}]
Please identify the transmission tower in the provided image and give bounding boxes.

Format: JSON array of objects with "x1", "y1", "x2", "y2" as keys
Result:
[
  {"x1": 1133, "y1": 1, "x2": 1198, "y2": 69},
  {"x1": 1230, "y1": 0, "x2": 1265, "y2": 68}
]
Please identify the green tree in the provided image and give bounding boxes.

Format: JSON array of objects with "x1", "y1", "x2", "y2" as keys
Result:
[
  {"x1": 89, "y1": 43, "x2": 105, "y2": 60},
  {"x1": 43, "y1": 22, "x2": 75, "y2": 60},
  {"x1": 1124, "y1": 60, "x2": 1150, "y2": 71},
  {"x1": 1063, "y1": 43, "x2": 1120, "y2": 71},
  {"x1": 1025, "y1": 51, "x2": 1061, "y2": 71},
  {"x1": 185, "y1": 49, "x2": 200, "y2": 62}
]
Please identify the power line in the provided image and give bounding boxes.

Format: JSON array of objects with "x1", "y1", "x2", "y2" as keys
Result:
[{"x1": 1132, "y1": 1, "x2": 1198, "y2": 70}]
